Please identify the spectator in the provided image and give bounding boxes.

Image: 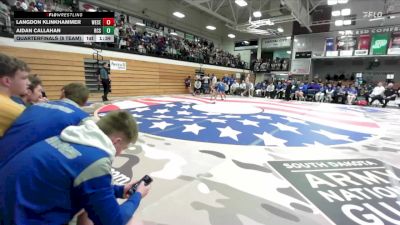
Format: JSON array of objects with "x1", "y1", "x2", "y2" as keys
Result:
[
  {"x1": 309, "y1": 81, "x2": 320, "y2": 90},
  {"x1": 285, "y1": 80, "x2": 293, "y2": 101},
  {"x1": 248, "y1": 82, "x2": 254, "y2": 97},
  {"x1": 382, "y1": 83, "x2": 397, "y2": 108},
  {"x1": 266, "y1": 82, "x2": 275, "y2": 99},
  {"x1": 193, "y1": 79, "x2": 202, "y2": 95},
  {"x1": 334, "y1": 85, "x2": 346, "y2": 104},
  {"x1": 254, "y1": 82, "x2": 262, "y2": 97},
  {"x1": 98, "y1": 62, "x2": 111, "y2": 101},
  {"x1": 18, "y1": 74, "x2": 43, "y2": 106},
  {"x1": 275, "y1": 81, "x2": 285, "y2": 99},
  {"x1": 228, "y1": 75, "x2": 235, "y2": 93},
  {"x1": 260, "y1": 81, "x2": 268, "y2": 97},
  {"x1": 202, "y1": 74, "x2": 210, "y2": 94},
  {"x1": 325, "y1": 83, "x2": 335, "y2": 102},
  {"x1": 239, "y1": 80, "x2": 247, "y2": 96},
  {"x1": 230, "y1": 79, "x2": 239, "y2": 95},
  {"x1": 210, "y1": 74, "x2": 217, "y2": 95},
  {"x1": 369, "y1": 82, "x2": 385, "y2": 105},
  {"x1": 241, "y1": 74, "x2": 252, "y2": 97},
  {"x1": 184, "y1": 76, "x2": 191, "y2": 89},
  {"x1": 0, "y1": 110, "x2": 150, "y2": 225},
  {"x1": 347, "y1": 85, "x2": 358, "y2": 105},
  {"x1": 295, "y1": 83, "x2": 305, "y2": 101},
  {"x1": 315, "y1": 83, "x2": 326, "y2": 102},
  {"x1": 0, "y1": 83, "x2": 90, "y2": 167},
  {"x1": 363, "y1": 83, "x2": 374, "y2": 101},
  {"x1": 302, "y1": 82, "x2": 309, "y2": 96},
  {"x1": 0, "y1": 53, "x2": 30, "y2": 137}
]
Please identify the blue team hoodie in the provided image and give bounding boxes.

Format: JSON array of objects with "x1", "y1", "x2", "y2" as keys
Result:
[
  {"x1": 0, "y1": 98, "x2": 88, "y2": 167},
  {"x1": 0, "y1": 120, "x2": 141, "y2": 225}
]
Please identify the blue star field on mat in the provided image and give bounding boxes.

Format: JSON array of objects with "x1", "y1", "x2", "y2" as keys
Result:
[{"x1": 99, "y1": 102, "x2": 372, "y2": 147}]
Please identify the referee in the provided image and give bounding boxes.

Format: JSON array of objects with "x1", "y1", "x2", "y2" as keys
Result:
[{"x1": 98, "y1": 62, "x2": 110, "y2": 101}]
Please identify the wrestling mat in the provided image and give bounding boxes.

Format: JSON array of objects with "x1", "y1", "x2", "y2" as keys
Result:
[{"x1": 94, "y1": 95, "x2": 400, "y2": 225}]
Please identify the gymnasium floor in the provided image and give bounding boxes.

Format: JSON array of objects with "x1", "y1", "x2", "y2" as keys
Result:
[{"x1": 93, "y1": 95, "x2": 400, "y2": 225}]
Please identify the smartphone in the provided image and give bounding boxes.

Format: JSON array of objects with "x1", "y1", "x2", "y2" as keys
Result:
[{"x1": 128, "y1": 175, "x2": 153, "y2": 195}]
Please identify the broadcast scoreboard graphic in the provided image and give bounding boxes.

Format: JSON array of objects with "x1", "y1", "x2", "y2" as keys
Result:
[{"x1": 13, "y1": 12, "x2": 115, "y2": 42}]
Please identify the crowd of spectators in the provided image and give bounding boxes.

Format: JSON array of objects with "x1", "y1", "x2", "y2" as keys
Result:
[
  {"x1": 187, "y1": 73, "x2": 399, "y2": 107},
  {"x1": 253, "y1": 79, "x2": 400, "y2": 107},
  {"x1": 0, "y1": 0, "x2": 77, "y2": 33},
  {"x1": 189, "y1": 73, "x2": 255, "y2": 97},
  {"x1": 0, "y1": 0, "x2": 247, "y2": 69},
  {"x1": 112, "y1": 16, "x2": 247, "y2": 68}
]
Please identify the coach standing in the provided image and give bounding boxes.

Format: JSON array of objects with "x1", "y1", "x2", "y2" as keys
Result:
[{"x1": 98, "y1": 62, "x2": 111, "y2": 101}]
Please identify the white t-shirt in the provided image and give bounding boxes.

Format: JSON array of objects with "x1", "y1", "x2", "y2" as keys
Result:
[
  {"x1": 267, "y1": 84, "x2": 275, "y2": 92},
  {"x1": 211, "y1": 76, "x2": 217, "y2": 85},
  {"x1": 119, "y1": 39, "x2": 126, "y2": 48},
  {"x1": 194, "y1": 81, "x2": 202, "y2": 89},
  {"x1": 203, "y1": 76, "x2": 209, "y2": 84},
  {"x1": 114, "y1": 27, "x2": 119, "y2": 36},
  {"x1": 245, "y1": 76, "x2": 250, "y2": 83},
  {"x1": 231, "y1": 82, "x2": 239, "y2": 89},
  {"x1": 249, "y1": 82, "x2": 254, "y2": 90},
  {"x1": 371, "y1": 86, "x2": 385, "y2": 96}
]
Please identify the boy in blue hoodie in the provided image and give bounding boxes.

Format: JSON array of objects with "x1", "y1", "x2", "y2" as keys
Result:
[{"x1": 0, "y1": 110, "x2": 150, "y2": 225}]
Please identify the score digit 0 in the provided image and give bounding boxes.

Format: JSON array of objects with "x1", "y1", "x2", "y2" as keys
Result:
[
  {"x1": 102, "y1": 18, "x2": 115, "y2": 26},
  {"x1": 103, "y1": 26, "x2": 114, "y2": 35}
]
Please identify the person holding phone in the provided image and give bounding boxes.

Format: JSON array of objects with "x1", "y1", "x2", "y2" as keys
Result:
[{"x1": 0, "y1": 110, "x2": 151, "y2": 225}]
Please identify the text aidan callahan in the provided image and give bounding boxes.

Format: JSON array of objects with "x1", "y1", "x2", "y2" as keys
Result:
[{"x1": 15, "y1": 28, "x2": 61, "y2": 34}]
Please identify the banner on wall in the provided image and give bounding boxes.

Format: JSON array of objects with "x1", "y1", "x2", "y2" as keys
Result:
[
  {"x1": 371, "y1": 33, "x2": 390, "y2": 55},
  {"x1": 325, "y1": 38, "x2": 338, "y2": 56},
  {"x1": 387, "y1": 74, "x2": 394, "y2": 79},
  {"x1": 110, "y1": 60, "x2": 127, "y2": 70},
  {"x1": 269, "y1": 158, "x2": 400, "y2": 225},
  {"x1": 262, "y1": 37, "x2": 291, "y2": 49},
  {"x1": 325, "y1": 38, "x2": 335, "y2": 51},
  {"x1": 355, "y1": 34, "x2": 371, "y2": 55},
  {"x1": 358, "y1": 34, "x2": 371, "y2": 50},
  {"x1": 337, "y1": 36, "x2": 357, "y2": 56},
  {"x1": 291, "y1": 59, "x2": 311, "y2": 75},
  {"x1": 356, "y1": 72, "x2": 363, "y2": 84},
  {"x1": 355, "y1": 25, "x2": 400, "y2": 35},
  {"x1": 295, "y1": 51, "x2": 312, "y2": 59},
  {"x1": 336, "y1": 36, "x2": 357, "y2": 51},
  {"x1": 388, "y1": 32, "x2": 400, "y2": 55}
]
